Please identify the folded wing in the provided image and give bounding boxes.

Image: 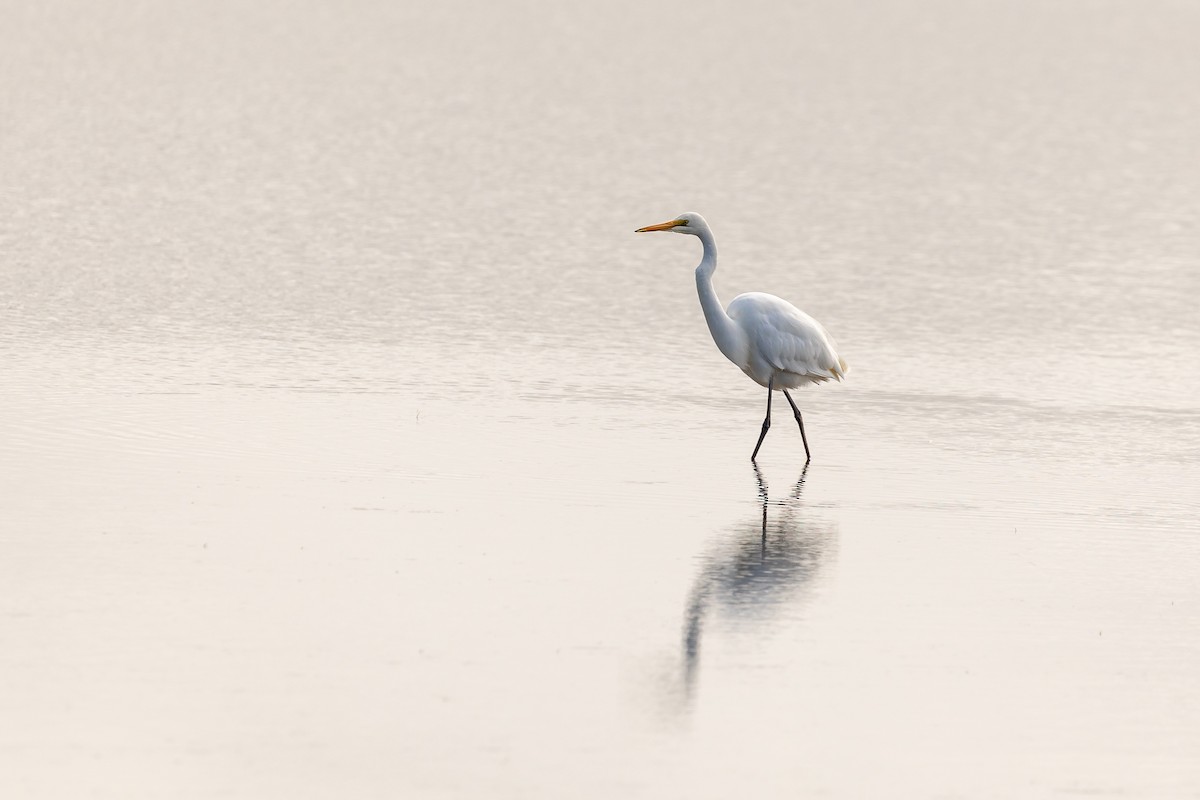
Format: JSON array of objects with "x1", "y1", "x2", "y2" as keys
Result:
[{"x1": 728, "y1": 292, "x2": 848, "y2": 383}]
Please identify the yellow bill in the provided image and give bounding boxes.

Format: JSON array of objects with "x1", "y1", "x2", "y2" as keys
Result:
[{"x1": 635, "y1": 218, "x2": 686, "y2": 233}]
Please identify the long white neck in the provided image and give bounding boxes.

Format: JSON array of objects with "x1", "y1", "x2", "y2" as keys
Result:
[{"x1": 693, "y1": 228, "x2": 747, "y2": 366}]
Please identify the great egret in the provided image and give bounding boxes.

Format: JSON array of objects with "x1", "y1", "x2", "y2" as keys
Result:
[{"x1": 636, "y1": 212, "x2": 847, "y2": 462}]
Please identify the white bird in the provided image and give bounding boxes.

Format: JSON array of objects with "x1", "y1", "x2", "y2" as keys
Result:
[{"x1": 636, "y1": 212, "x2": 847, "y2": 462}]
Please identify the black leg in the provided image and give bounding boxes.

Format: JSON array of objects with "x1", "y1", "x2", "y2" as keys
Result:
[
  {"x1": 751, "y1": 378, "x2": 773, "y2": 461},
  {"x1": 782, "y1": 389, "x2": 812, "y2": 463}
]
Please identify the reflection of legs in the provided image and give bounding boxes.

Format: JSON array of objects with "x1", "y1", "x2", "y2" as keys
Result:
[
  {"x1": 752, "y1": 462, "x2": 768, "y2": 501},
  {"x1": 751, "y1": 378, "x2": 773, "y2": 461},
  {"x1": 752, "y1": 461, "x2": 770, "y2": 550},
  {"x1": 782, "y1": 389, "x2": 811, "y2": 462},
  {"x1": 790, "y1": 462, "x2": 810, "y2": 502}
]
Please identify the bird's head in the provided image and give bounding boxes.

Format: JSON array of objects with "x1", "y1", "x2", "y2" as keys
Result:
[{"x1": 635, "y1": 212, "x2": 710, "y2": 236}]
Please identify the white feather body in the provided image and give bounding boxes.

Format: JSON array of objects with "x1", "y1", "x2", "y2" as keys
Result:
[{"x1": 726, "y1": 291, "x2": 848, "y2": 389}]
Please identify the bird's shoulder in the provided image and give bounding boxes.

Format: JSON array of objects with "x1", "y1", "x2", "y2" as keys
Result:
[{"x1": 727, "y1": 292, "x2": 824, "y2": 336}]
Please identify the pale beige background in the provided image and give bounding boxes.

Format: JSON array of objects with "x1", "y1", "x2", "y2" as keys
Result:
[{"x1": 2, "y1": 1, "x2": 1199, "y2": 798}]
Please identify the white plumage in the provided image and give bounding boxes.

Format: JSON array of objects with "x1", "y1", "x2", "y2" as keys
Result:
[
  {"x1": 727, "y1": 292, "x2": 847, "y2": 389},
  {"x1": 636, "y1": 212, "x2": 847, "y2": 461}
]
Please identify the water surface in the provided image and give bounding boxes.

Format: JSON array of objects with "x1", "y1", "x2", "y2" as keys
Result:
[{"x1": 3, "y1": 1, "x2": 1199, "y2": 797}]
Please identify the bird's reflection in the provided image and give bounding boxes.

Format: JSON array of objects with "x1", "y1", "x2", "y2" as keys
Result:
[{"x1": 678, "y1": 464, "x2": 836, "y2": 706}]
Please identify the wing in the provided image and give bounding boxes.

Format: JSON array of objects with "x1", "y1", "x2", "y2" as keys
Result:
[{"x1": 728, "y1": 292, "x2": 848, "y2": 382}]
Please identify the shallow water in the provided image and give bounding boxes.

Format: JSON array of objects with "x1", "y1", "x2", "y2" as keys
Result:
[{"x1": 3, "y1": 1, "x2": 1199, "y2": 797}]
